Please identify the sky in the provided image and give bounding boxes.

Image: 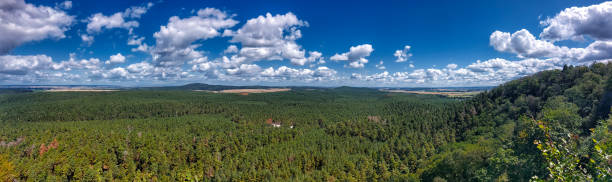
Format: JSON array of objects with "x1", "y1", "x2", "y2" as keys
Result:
[{"x1": 1, "y1": 0, "x2": 611, "y2": 87}]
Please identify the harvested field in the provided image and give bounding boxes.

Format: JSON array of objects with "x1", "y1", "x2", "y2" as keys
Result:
[
  {"x1": 196, "y1": 88, "x2": 291, "y2": 93},
  {"x1": 382, "y1": 89, "x2": 480, "y2": 98},
  {"x1": 46, "y1": 89, "x2": 119, "y2": 92}
]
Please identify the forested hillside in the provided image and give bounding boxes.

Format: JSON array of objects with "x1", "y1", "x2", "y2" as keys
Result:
[
  {"x1": 422, "y1": 63, "x2": 612, "y2": 181},
  {"x1": 140, "y1": 83, "x2": 274, "y2": 91},
  {"x1": 0, "y1": 63, "x2": 611, "y2": 181}
]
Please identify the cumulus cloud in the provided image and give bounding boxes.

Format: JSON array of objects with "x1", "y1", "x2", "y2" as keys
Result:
[
  {"x1": 127, "y1": 36, "x2": 144, "y2": 46},
  {"x1": 81, "y1": 34, "x2": 94, "y2": 45},
  {"x1": 224, "y1": 45, "x2": 238, "y2": 54},
  {"x1": 540, "y1": 2, "x2": 612, "y2": 41},
  {"x1": 105, "y1": 53, "x2": 126, "y2": 65},
  {"x1": 52, "y1": 54, "x2": 101, "y2": 71},
  {"x1": 0, "y1": 55, "x2": 53, "y2": 75},
  {"x1": 227, "y1": 12, "x2": 322, "y2": 66},
  {"x1": 100, "y1": 67, "x2": 129, "y2": 79},
  {"x1": 226, "y1": 64, "x2": 261, "y2": 76},
  {"x1": 0, "y1": 0, "x2": 74, "y2": 54},
  {"x1": 330, "y1": 44, "x2": 374, "y2": 68},
  {"x1": 108, "y1": 61, "x2": 187, "y2": 81},
  {"x1": 6, "y1": 1, "x2": 611, "y2": 86},
  {"x1": 375, "y1": 60, "x2": 385, "y2": 70},
  {"x1": 184, "y1": 52, "x2": 336, "y2": 82},
  {"x1": 84, "y1": 3, "x2": 153, "y2": 44},
  {"x1": 124, "y1": 2, "x2": 153, "y2": 18},
  {"x1": 127, "y1": 35, "x2": 148, "y2": 52},
  {"x1": 126, "y1": 61, "x2": 154, "y2": 73},
  {"x1": 57, "y1": 1, "x2": 72, "y2": 10},
  {"x1": 576, "y1": 41, "x2": 612, "y2": 62},
  {"x1": 490, "y1": 29, "x2": 612, "y2": 63},
  {"x1": 482, "y1": 1, "x2": 612, "y2": 80},
  {"x1": 229, "y1": 12, "x2": 306, "y2": 47},
  {"x1": 352, "y1": 58, "x2": 562, "y2": 85},
  {"x1": 394, "y1": 45, "x2": 412, "y2": 62},
  {"x1": 151, "y1": 8, "x2": 238, "y2": 67},
  {"x1": 260, "y1": 66, "x2": 337, "y2": 81},
  {"x1": 291, "y1": 51, "x2": 325, "y2": 66},
  {"x1": 86, "y1": 13, "x2": 137, "y2": 34},
  {"x1": 490, "y1": 29, "x2": 565, "y2": 58}
]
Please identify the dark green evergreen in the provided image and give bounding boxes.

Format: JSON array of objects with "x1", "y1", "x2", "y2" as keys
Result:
[{"x1": 0, "y1": 63, "x2": 610, "y2": 181}]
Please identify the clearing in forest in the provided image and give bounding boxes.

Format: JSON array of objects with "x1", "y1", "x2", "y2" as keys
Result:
[
  {"x1": 45, "y1": 89, "x2": 119, "y2": 92},
  {"x1": 382, "y1": 89, "x2": 480, "y2": 98},
  {"x1": 196, "y1": 88, "x2": 291, "y2": 93}
]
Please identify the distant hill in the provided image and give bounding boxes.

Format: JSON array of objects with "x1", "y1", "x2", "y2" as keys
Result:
[
  {"x1": 0, "y1": 88, "x2": 33, "y2": 94},
  {"x1": 139, "y1": 83, "x2": 274, "y2": 91},
  {"x1": 140, "y1": 83, "x2": 380, "y2": 92}
]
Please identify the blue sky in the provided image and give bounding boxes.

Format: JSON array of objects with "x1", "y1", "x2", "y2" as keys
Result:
[{"x1": 1, "y1": 0, "x2": 611, "y2": 86}]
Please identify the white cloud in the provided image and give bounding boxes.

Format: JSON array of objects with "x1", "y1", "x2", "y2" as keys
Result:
[
  {"x1": 118, "y1": 61, "x2": 187, "y2": 81},
  {"x1": 229, "y1": 12, "x2": 306, "y2": 47},
  {"x1": 51, "y1": 53, "x2": 103, "y2": 71},
  {"x1": 352, "y1": 58, "x2": 562, "y2": 86},
  {"x1": 330, "y1": 44, "x2": 374, "y2": 68},
  {"x1": 260, "y1": 66, "x2": 312, "y2": 78},
  {"x1": 127, "y1": 61, "x2": 153, "y2": 74},
  {"x1": 84, "y1": 3, "x2": 154, "y2": 44},
  {"x1": 151, "y1": 8, "x2": 238, "y2": 67},
  {"x1": 227, "y1": 12, "x2": 320, "y2": 66},
  {"x1": 81, "y1": 34, "x2": 94, "y2": 45},
  {"x1": 127, "y1": 35, "x2": 149, "y2": 52},
  {"x1": 226, "y1": 64, "x2": 261, "y2": 76},
  {"x1": 224, "y1": 45, "x2": 238, "y2": 54},
  {"x1": 540, "y1": 2, "x2": 612, "y2": 41},
  {"x1": 0, "y1": 0, "x2": 74, "y2": 54},
  {"x1": 313, "y1": 66, "x2": 337, "y2": 78},
  {"x1": 183, "y1": 52, "x2": 336, "y2": 82},
  {"x1": 104, "y1": 67, "x2": 129, "y2": 79},
  {"x1": 105, "y1": 53, "x2": 126, "y2": 65},
  {"x1": 132, "y1": 44, "x2": 149, "y2": 52},
  {"x1": 490, "y1": 29, "x2": 565, "y2": 58},
  {"x1": 0, "y1": 55, "x2": 53, "y2": 75},
  {"x1": 291, "y1": 51, "x2": 324, "y2": 66},
  {"x1": 124, "y1": 2, "x2": 153, "y2": 18},
  {"x1": 57, "y1": 1, "x2": 72, "y2": 10},
  {"x1": 5, "y1": 1, "x2": 612, "y2": 86},
  {"x1": 360, "y1": 1, "x2": 612, "y2": 86},
  {"x1": 259, "y1": 66, "x2": 337, "y2": 81},
  {"x1": 127, "y1": 36, "x2": 144, "y2": 46},
  {"x1": 575, "y1": 41, "x2": 612, "y2": 62},
  {"x1": 86, "y1": 13, "x2": 139, "y2": 34},
  {"x1": 375, "y1": 60, "x2": 385, "y2": 70},
  {"x1": 394, "y1": 45, "x2": 412, "y2": 62},
  {"x1": 490, "y1": 29, "x2": 612, "y2": 63}
]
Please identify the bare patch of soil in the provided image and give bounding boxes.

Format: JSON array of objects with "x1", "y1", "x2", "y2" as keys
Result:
[
  {"x1": 196, "y1": 88, "x2": 291, "y2": 94},
  {"x1": 382, "y1": 89, "x2": 480, "y2": 98},
  {"x1": 46, "y1": 89, "x2": 119, "y2": 92}
]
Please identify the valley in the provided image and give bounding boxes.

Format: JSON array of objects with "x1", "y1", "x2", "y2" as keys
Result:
[{"x1": 0, "y1": 63, "x2": 611, "y2": 181}]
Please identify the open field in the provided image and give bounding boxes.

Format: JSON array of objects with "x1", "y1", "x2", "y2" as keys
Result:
[
  {"x1": 382, "y1": 89, "x2": 481, "y2": 98},
  {"x1": 45, "y1": 89, "x2": 119, "y2": 92},
  {"x1": 195, "y1": 88, "x2": 291, "y2": 93},
  {"x1": 0, "y1": 63, "x2": 611, "y2": 181}
]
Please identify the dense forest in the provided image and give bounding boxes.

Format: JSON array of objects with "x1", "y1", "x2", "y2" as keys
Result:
[{"x1": 0, "y1": 63, "x2": 611, "y2": 181}]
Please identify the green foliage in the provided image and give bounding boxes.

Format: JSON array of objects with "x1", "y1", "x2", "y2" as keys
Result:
[
  {"x1": 531, "y1": 118, "x2": 612, "y2": 181},
  {"x1": 0, "y1": 89, "x2": 460, "y2": 181},
  {"x1": 421, "y1": 62, "x2": 612, "y2": 181},
  {"x1": 0, "y1": 154, "x2": 15, "y2": 181},
  {"x1": 0, "y1": 62, "x2": 611, "y2": 181}
]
